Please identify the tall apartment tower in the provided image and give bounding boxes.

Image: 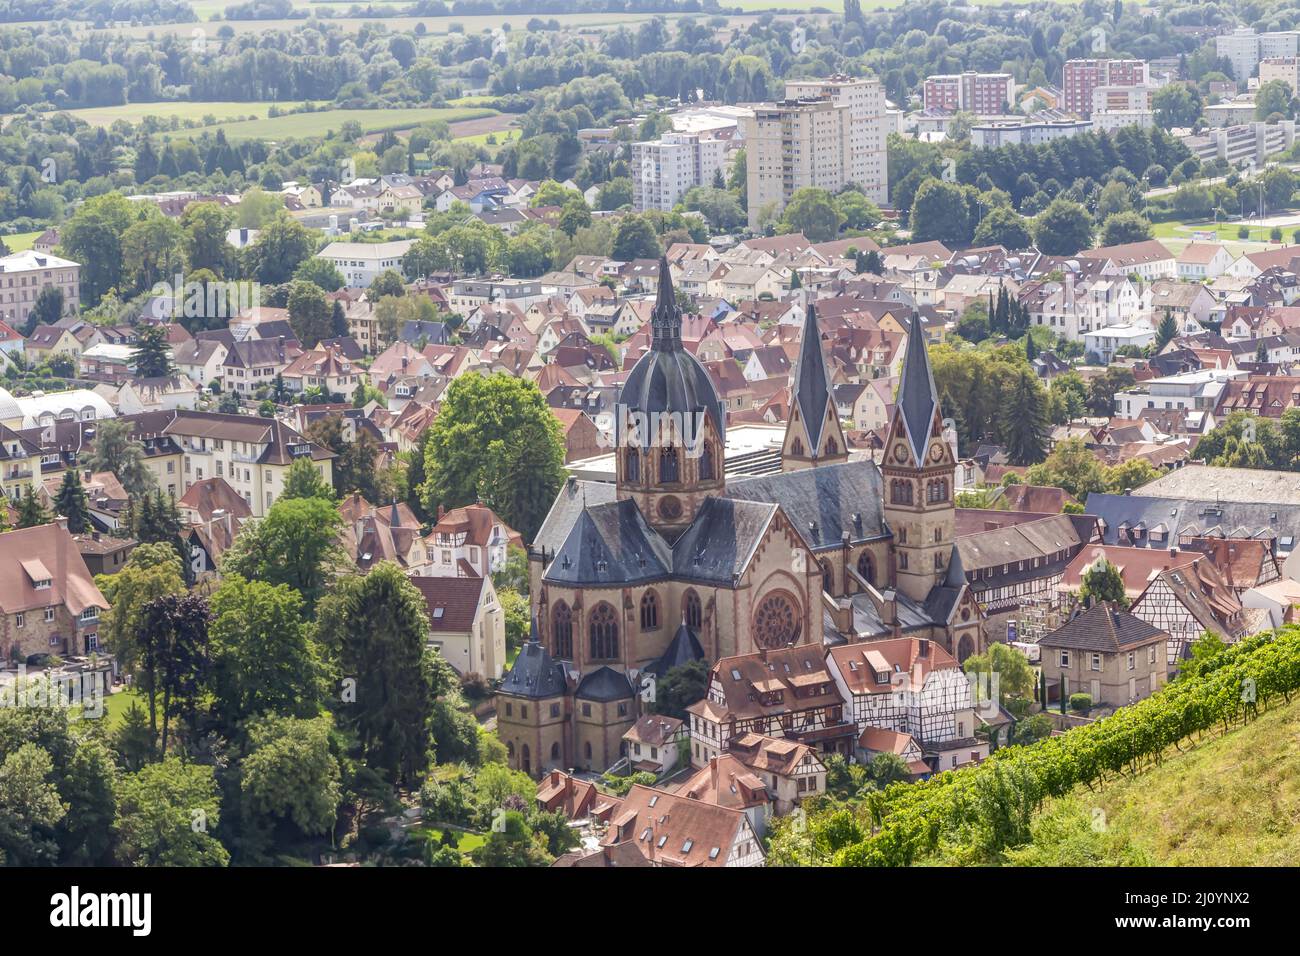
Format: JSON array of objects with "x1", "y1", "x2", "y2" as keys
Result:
[
  {"x1": 743, "y1": 75, "x2": 888, "y2": 230},
  {"x1": 1216, "y1": 27, "x2": 1300, "y2": 84},
  {"x1": 629, "y1": 131, "x2": 728, "y2": 212},
  {"x1": 1062, "y1": 59, "x2": 1148, "y2": 116},
  {"x1": 922, "y1": 72, "x2": 1016, "y2": 114}
]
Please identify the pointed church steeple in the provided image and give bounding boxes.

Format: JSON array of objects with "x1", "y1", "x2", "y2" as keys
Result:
[
  {"x1": 896, "y1": 310, "x2": 940, "y2": 463},
  {"x1": 783, "y1": 303, "x2": 847, "y2": 471},
  {"x1": 651, "y1": 255, "x2": 682, "y2": 352},
  {"x1": 882, "y1": 309, "x2": 955, "y2": 604}
]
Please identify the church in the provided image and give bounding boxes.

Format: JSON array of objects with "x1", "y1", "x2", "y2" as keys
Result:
[{"x1": 496, "y1": 257, "x2": 986, "y2": 778}]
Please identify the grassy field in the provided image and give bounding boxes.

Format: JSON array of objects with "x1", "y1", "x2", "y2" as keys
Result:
[
  {"x1": 409, "y1": 825, "x2": 486, "y2": 856},
  {"x1": 101, "y1": 686, "x2": 147, "y2": 730},
  {"x1": 1013, "y1": 693, "x2": 1300, "y2": 866},
  {"x1": 61, "y1": 101, "x2": 276, "y2": 128},
  {"x1": 454, "y1": 127, "x2": 519, "y2": 148},
  {"x1": 99, "y1": 11, "x2": 703, "y2": 38},
  {"x1": 162, "y1": 106, "x2": 497, "y2": 141},
  {"x1": 1, "y1": 230, "x2": 40, "y2": 252}
]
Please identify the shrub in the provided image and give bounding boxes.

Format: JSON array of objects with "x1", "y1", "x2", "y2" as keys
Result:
[
  {"x1": 1069, "y1": 693, "x2": 1093, "y2": 714},
  {"x1": 1238, "y1": 225, "x2": 1250, "y2": 239}
]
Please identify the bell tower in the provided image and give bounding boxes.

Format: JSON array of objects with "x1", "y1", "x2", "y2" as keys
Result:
[
  {"x1": 882, "y1": 312, "x2": 955, "y2": 603},
  {"x1": 782, "y1": 303, "x2": 848, "y2": 471},
  {"x1": 615, "y1": 257, "x2": 726, "y2": 537}
]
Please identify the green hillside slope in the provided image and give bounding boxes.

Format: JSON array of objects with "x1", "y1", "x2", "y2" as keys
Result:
[{"x1": 1007, "y1": 695, "x2": 1300, "y2": 866}]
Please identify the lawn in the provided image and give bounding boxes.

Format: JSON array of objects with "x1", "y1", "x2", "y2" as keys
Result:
[
  {"x1": 454, "y1": 128, "x2": 519, "y2": 148},
  {"x1": 100, "y1": 686, "x2": 147, "y2": 730},
  {"x1": 61, "y1": 101, "x2": 276, "y2": 128},
  {"x1": 1, "y1": 230, "x2": 40, "y2": 252},
  {"x1": 166, "y1": 107, "x2": 498, "y2": 142},
  {"x1": 409, "y1": 825, "x2": 486, "y2": 856}
]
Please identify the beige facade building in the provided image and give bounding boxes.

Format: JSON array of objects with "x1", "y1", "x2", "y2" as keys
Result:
[
  {"x1": 1260, "y1": 56, "x2": 1300, "y2": 93},
  {"x1": 0, "y1": 251, "x2": 80, "y2": 331},
  {"x1": 744, "y1": 75, "x2": 888, "y2": 230},
  {"x1": 497, "y1": 263, "x2": 984, "y2": 780},
  {"x1": 1039, "y1": 603, "x2": 1168, "y2": 709}
]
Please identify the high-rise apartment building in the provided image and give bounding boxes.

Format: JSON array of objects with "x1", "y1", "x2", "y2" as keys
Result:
[
  {"x1": 922, "y1": 72, "x2": 1016, "y2": 114},
  {"x1": 1215, "y1": 27, "x2": 1300, "y2": 84},
  {"x1": 743, "y1": 75, "x2": 888, "y2": 229},
  {"x1": 1259, "y1": 56, "x2": 1300, "y2": 94},
  {"x1": 630, "y1": 131, "x2": 728, "y2": 212},
  {"x1": 1062, "y1": 59, "x2": 1148, "y2": 116}
]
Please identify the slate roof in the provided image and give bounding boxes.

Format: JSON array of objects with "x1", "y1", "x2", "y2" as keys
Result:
[
  {"x1": 533, "y1": 478, "x2": 617, "y2": 559},
  {"x1": 645, "y1": 621, "x2": 705, "y2": 677},
  {"x1": 1039, "y1": 603, "x2": 1166, "y2": 653},
  {"x1": 617, "y1": 255, "x2": 725, "y2": 449},
  {"x1": 1086, "y1": 492, "x2": 1300, "y2": 555},
  {"x1": 791, "y1": 304, "x2": 834, "y2": 454},
  {"x1": 544, "y1": 499, "x2": 671, "y2": 586},
  {"x1": 575, "y1": 666, "x2": 635, "y2": 702},
  {"x1": 499, "y1": 632, "x2": 569, "y2": 700},
  {"x1": 725, "y1": 460, "x2": 888, "y2": 551},
  {"x1": 668, "y1": 497, "x2": 777, "y2": 585},
  {"x1": 896, "y1": 312, "x2": 939, "y2": 461}
]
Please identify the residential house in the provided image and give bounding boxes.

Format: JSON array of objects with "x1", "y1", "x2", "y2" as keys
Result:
[
  {"x1": 0, "y1": 522, "x2": 109, "y2": 660},
  {"x1": 825, "y1": 637, "x2": 989, "y2": 773},
  {"x1": 1038, "y1": 603, "x2": 1167, "y2": 707},
  {"x1": 425, "y1": 503, "x2": 523, "y2": 578},
  {"x1": 410, "y1": 574, "x2": 507, "y2": 679}
]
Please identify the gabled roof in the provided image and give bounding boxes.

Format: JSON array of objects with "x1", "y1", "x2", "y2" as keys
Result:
[
  {"x1": 1040, "y1": 602, "x2": 1165, "y2": 652},
  {"x1": 409, "y1": 574, "x2": 489, "y2": 633}
]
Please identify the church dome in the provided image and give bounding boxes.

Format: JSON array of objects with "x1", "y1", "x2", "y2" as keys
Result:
[{"x1": 617, "y1": 257, "x2": 724, "y2": 449}]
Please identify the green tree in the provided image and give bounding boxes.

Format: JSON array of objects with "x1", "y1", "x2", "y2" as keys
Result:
[
  {"x1": 1078, "y1": 559, "x2": 1128, "y2": 609},
  {"x1": 316, "y1": 563, "x2": 438, "y2": 786},
  {"x1": 1151, "y1": 82, "x2": 1203, "y2": 129},
  {"x1": 999, "y1": 369, "x2": 1050, "y2": 465},
  {"x1": 130, "y1": 324, "x2": 176, "y2": 378},
  {"x1": 1155, "y1": 308, "x2": 1178, "y2": 351},
  {"x1": 25, "y1": 286, "x2": 64, "y2": 334},
  {"x1": 96, "y1": 542, "x2": 186, "y2": 676},
  {"x1": 779, "y1": 187, "x2": 846, "y2": 242},
  {"x1": 0, "y1": 743, "x2": 67, "y2": 866},
  {"x1": 1025, "y1": 438, "x2": 1108, "y2": 501},
  {"x1": 652, "y1": 659, "x2": 709, "y2": 720},
  {"x1": 57, "y1": 192, "x2": 136, "y2": 306},
  {"x1": 973, "y1": 206, "x2": 1031, "y2": 249},
  {"x1": 1099, "y1": 211, "x2": 1154, "y2": 246},
  {"x1": 180, "y1": 202, "x2": 235, "y2": 276},
  {"x1": 964, "y1": 641, "x2": 1036, "y2": 705},
  {"x1": 16, "y1": 486, "x2": 49, "y2": 530},
  {"x1": 281, "y1": 455, "x2": 336, "y2": 501},
  {"x1": 115, "y1": 758, "x2": 229, "y2": 867},
  {"x1": 287, "y1": 280, "x2": 335, "y2": 349},
  {"x1": 209, "y1": 575, "x2": 325, "y2": 729},
  {"x1": 422, "y1": 374, "x2": 566, "y2": 541},
  {"x1": 86, "y1": 418, "x2": 156, "y2": 498},
  {"x1": 909, "y1": 179, "x2": 972, "y2": 244},
  {"x1": 367, "y1": 269, "x2": 406, "y2": 302},
  {"x1": 241, "y1": 213, "x2": 317, "y2": 285},
  {"x1": 240, "y1": 714, "x2": 341, "y2": 837},
  {"x1": 53, "y1": 468, "x2": 92, "y2": 533},
  {"x1": 611, "y1": 215, "x2": 661, "y2": 260},
  {"x1": 1255, "y1": 79, "x2": 1294, "y2": 120},
  {"x1": 1033, "y1": 199, "x2": 1094, "y2": 256},
  {"x1": 294, "y1": 257, "x2": 345, "y2": 292},
  {"x1": 222, "y1": 496, "x2": 347, "y2": 614}
]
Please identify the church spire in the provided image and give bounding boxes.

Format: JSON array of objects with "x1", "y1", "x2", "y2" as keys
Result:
[
  {"x1": 783, "y1": 303, "x2": 847, "y2": 471},
  {"x1": 896, "y1": 310, "x2": 939, "y2": 462},
  {"x1": 651, "y1": 255, "x2": 682, "y2": 352}
]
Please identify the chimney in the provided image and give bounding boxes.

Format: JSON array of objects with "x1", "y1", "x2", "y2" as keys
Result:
[{"x1": 436, "y1": 504, "x2": 445, "y2": 521}]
